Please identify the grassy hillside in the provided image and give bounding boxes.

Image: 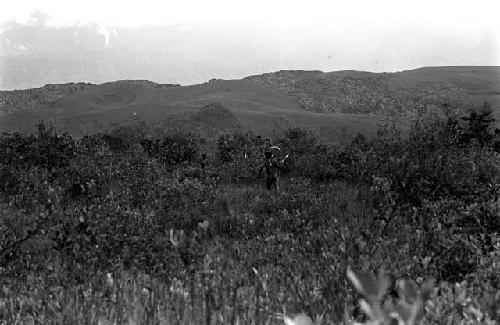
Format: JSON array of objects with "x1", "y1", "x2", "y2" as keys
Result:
[
  {"x1": 245, "y1": 66, "x2": 500, "y2": 120},
  {"x1": 0, "y1": 78, "x2": 385, "y2": 143},
  {"x1": 0, "y1": 66, "x2": 498, "y2": 143},
  {"x1": 0, "y1": 82, "x2": 96, "y2": 112},
  {"x1": 0, "y1": 80, "x2": 179, "y2": 113}
]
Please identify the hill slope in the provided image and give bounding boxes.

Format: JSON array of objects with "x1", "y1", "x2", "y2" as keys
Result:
[
  {"x1": 0, "y1": 66, "x2": 498, "y2": 142},
  {"x1": 0, "y1": 78, "x2": 385, "y2": 142},
  {"x1": 0, "y1": 82, "x2": 96, "y2": 113},
  {"x1": 245, "y1": 66, "x2": 500, "y2": 118},
  {"x1": 0, "y1": 80, "x2": 180, "y2": 113}
]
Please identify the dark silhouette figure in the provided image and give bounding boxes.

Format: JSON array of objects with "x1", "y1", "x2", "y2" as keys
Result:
[
  {"x1": 259, "y1": 151, "x2": 283, "y2": 192},
  {"x1": 200, "y1": 153, "x2": 207, "y2": 169}
]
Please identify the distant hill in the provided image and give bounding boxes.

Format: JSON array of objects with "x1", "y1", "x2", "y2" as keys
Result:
[
  {"x1": 0, "y1": 80, "x2": 180, "y2": 113},
  {"x1": 0, "y1": 66, "x2": 498, "y2": 143},
  {"x1": 0, "y1": 77, "x2": 387, "y2": 143},
  {"x1": 0, "y1": 82, "x2": 96, "y2": 112},
  {"x1": 245, "y1": 66, "x2": 500, "y2": 117}
]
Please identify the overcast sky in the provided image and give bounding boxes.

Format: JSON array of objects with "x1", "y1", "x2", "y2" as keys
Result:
[
  {"x1": 0, "y1": 0, "x2": 499, "y2": 89},
  {"x1": 1, "y1": 0, "x2": 499, "y2": 29}
]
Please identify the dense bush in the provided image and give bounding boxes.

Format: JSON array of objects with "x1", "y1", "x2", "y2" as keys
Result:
[
  {"x1": 0, "y1": 122, "x2": 75, "y2": 170},
  {"x1": 460, "y1": 102, "x2": 499, "y2": 148},
  {"x1": 0, "y1": 106, "x2": 499, "y2": 324},
  {"x1": 278, "y1": 127, "x2": 338, "y2": 182},
  {"x1": 215, "y1": 131, "x2": 269, "y2": 183},
  {"x1": 141, "y1": 132, "x2": 200, "y2": 167}
]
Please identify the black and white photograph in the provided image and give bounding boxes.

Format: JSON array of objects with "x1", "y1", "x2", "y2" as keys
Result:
[{"x1": 0, "y1": 0, "x2": 499, "y2": 324}]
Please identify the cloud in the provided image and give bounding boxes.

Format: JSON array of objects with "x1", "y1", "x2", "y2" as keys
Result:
[
  {"x1": 0, "y1": 3, "x2": 498, "y2": 89},
  {"x1": 2, "y1": 0, "x2": 499, "y2": 29},
  {"x1": 98, "y1": 27, "x2": 111, "y2": 46}
]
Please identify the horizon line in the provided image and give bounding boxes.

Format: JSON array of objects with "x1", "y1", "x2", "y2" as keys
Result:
[{"x1": 2, "y1": 64, "x2": 499, "y2": 92}]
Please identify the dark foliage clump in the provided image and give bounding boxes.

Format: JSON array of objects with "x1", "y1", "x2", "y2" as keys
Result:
[
  {"x1": 0, "y1": 121, "x2": 75, "y2": 170},
  {"x1": 140, "y1": 133, "x2": 200, "y2": 167}
]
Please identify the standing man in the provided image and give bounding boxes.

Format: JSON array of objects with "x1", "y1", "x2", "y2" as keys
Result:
[{"x1": 259, "y1": 147, "x2": 289, "y2": 192}]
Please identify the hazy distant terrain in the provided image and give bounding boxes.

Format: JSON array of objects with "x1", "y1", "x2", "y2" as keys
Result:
[
  {"x1": 246, "y1": 66, "x2": 500, "y2": 115},
  {"x1": 0, "y1": 22, "x2": 338, "y2": 90},
  {"x1": 2, "y1": 16, "x2": 497, "y2": 142},
  {"x1": 2, "y1": 18, "x2": 497, "y2": 91},
  {"x1": 0, "y1": 77, "x2": 385, "y2": 141},
  {"x1": 0, "y1": 66, "x2": 498, "y2": 142}
]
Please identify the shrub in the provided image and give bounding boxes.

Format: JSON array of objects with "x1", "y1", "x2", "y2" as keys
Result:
[
  {"x1": 215, "y1": 131, "x2": 268, "y2": 183},
  {"x1": 0, "y1": 121, "x2": 75, "y2": 170},
  {"x1": 460, "y1": 102, "x2": 499, "y2": 147},
  {"x1": 278, "y1": 128, "x2": 339, "y2": 182},
  {"x1": 141, "y1": 133, "x2": 200, "y2": 167}
]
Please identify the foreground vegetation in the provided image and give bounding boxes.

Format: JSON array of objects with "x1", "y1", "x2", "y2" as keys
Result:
[{"x1": 0, "y1": 104, "x2": 499, "y2": 324}]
